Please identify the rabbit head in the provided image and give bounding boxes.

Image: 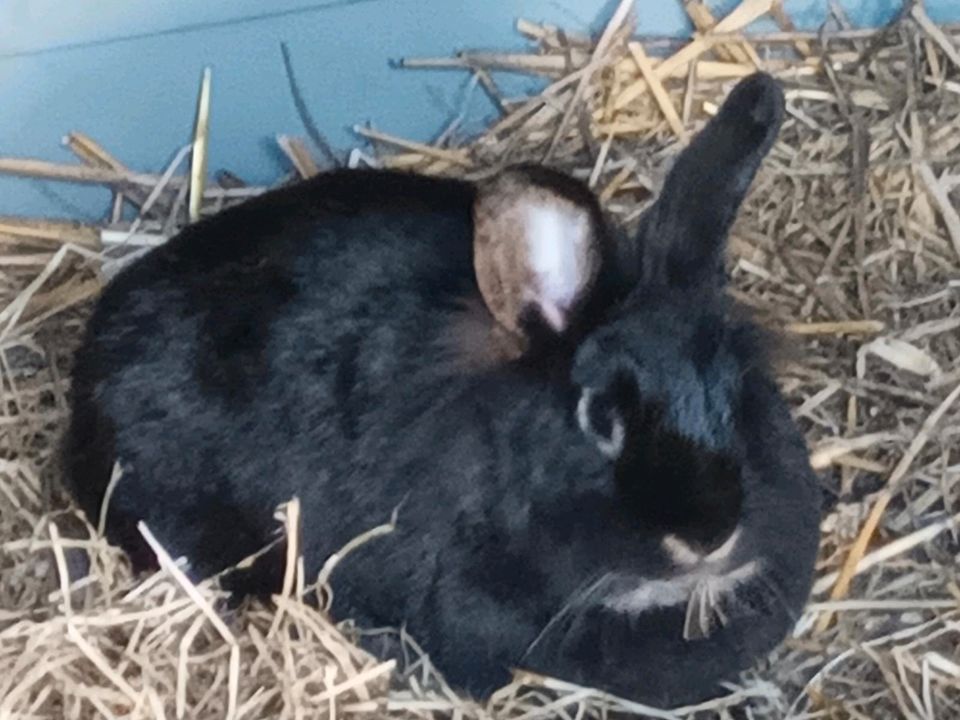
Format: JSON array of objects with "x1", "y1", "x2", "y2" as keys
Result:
[
  {"x1": 570, "y1": 73, "x2": 785, "y2": 552},
  {"x1": 508, "y1": 73, "x2": 817, "y2": 706}
]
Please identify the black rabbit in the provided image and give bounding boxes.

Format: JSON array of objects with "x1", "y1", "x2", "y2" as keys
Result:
[{"x1": 64, "y1": 73, "x2": 821, "y2": 707}]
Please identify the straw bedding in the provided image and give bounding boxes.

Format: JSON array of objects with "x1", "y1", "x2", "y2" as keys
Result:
[{"x1": 1, "y1": 1, "x2": 959, "y2": 717}]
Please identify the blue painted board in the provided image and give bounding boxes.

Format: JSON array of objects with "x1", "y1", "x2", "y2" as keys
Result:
[{"x1": 1, "y1": 1, "x2": 956, "y2": 218}]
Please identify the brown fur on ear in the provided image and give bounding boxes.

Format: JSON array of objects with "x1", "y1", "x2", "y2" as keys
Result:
[
  {"x1": 440, "y1": 295, "x2": 529, "y2": 371},
  {"x1": 472, "y1": 167, "x2": 603, "y2": 345}
]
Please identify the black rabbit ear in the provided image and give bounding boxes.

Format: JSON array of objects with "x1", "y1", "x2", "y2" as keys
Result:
[{"x1": 635, "y1": 72, "x2": 784, "y2": 288}]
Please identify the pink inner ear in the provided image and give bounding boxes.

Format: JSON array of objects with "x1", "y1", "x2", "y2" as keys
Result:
[
  {"x1": 528, "y1": 296, "x2": 569, "y2": 333},
  {"x1": 520, "y1": 201, "x2": 594, "y2": 333}
]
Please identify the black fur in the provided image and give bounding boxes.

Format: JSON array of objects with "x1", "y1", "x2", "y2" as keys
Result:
[{"x1": 64, "y1": 73, "x2": 820, "y2": 707}]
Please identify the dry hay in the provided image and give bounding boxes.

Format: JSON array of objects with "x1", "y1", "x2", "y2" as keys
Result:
[{"x1": 2, "y1": 1, "x2": 960, "y2": 717}]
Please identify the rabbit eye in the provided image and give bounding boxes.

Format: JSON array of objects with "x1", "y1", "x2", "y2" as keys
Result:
[{"x1": 576, "y1": 387, "x2": 625, "y2": 459}]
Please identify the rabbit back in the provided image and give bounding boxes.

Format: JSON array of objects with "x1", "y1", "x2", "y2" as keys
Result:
[{"x1": 66, "y1": 170, "x2": 488, "y2": 578}]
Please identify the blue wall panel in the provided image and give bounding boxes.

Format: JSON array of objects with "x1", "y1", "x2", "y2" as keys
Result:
[{"x1": 1, "y1": 1, "x2": 956, "y2": 218}]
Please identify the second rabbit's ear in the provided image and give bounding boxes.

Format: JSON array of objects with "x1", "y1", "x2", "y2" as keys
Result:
[
  {"x1": 635, "y1": 72, "x2": 785, "y2": 288},
  {"x1": 473, "y1": 167, "x2": 604, "y2": 338}
]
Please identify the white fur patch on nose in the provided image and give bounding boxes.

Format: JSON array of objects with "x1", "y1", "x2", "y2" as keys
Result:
[
  {"x1": 604, "y1": 526, "x2": 758, "y2": 639},
  {"x1": 661, "y1": 527, "x2": 742, "y2": 569},
  {"x1": 523, "y1": 204, "x2": 592, "y2": 332}
]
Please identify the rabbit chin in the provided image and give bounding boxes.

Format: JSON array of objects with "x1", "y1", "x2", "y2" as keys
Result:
[{"x1": 602, "y1": 526, "x2": 760, "y2": 634}]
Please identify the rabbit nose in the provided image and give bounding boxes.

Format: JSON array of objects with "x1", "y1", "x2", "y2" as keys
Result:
[{"x1": 662, "y1": 526, "x2": 743, "y2": 569}]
